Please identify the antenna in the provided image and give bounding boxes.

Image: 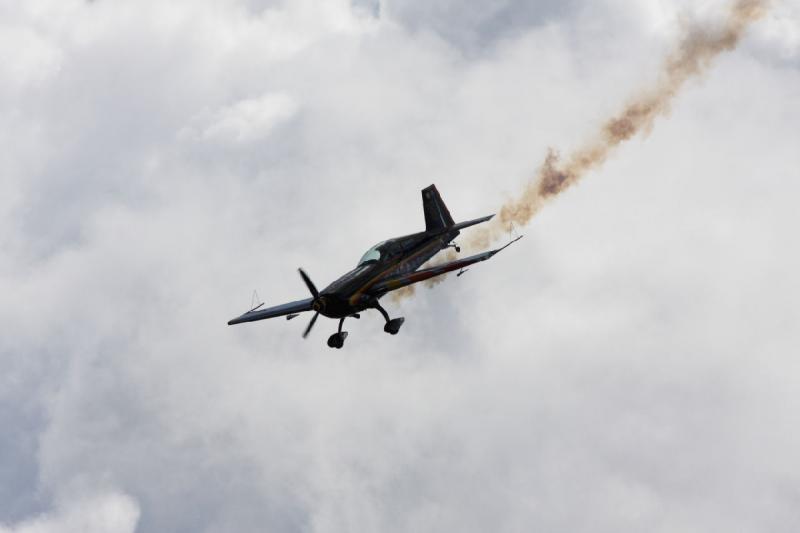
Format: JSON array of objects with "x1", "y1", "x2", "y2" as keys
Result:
[{"x1": 249, "y1": 290, "x2": 265, "y2": 313}]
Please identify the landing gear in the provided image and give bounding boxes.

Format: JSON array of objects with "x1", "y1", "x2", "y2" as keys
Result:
[
  {"x1": 374, "y1": 302, "x2": 405, "y2": 335},
  {"x1": 327, "y1": 317, "x2": 348, "y2": 349},
  {"x1": 327, "y1": 331, "x2": 347, "y2": 348},
  {"x1": 384, "y1": 318, "x2": 405, "y2": 335}
]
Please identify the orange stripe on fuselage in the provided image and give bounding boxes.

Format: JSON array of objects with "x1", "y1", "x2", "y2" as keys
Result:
[{"x1": 348, "y1": 238, "x2": 442, "y2": 306}]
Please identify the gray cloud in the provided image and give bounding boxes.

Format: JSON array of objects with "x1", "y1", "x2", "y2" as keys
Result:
[
  {"x1": 2, "y1": 0, "x2": 799, "y2": 532},
  {"x1": 382, "y1": 0, "x2": 578, "y2": 55}
]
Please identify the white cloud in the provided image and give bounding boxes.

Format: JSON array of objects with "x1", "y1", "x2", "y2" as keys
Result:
[
  {"x1": 0, "y1": 492, "x2": 140, "y2": 533},
  {"x1": 757, "y1": 1, "x2": 800, "y2": 62},
  {"x1": 184, "y1": 93, "x2": 299, "y2": 143},
  {"x1": 0, "y1": 26, "x2": 62, "y2": 91}
]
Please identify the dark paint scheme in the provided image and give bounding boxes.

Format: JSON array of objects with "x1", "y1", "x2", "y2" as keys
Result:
[
  {"x1": 227, "y1": 184, "x2": 520, "y2": 347},
  {"x1": 321, "y1": 227, "x2": 459, "y2": 315}
]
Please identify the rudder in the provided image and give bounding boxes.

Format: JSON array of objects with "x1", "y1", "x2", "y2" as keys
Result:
[{"x1": 422, "y1": 184, "x2": 455, "y2": 231}]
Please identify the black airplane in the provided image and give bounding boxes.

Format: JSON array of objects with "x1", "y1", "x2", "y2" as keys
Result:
[{"x1": 228, "y1": 184, "x2": 521, "y2": 348}]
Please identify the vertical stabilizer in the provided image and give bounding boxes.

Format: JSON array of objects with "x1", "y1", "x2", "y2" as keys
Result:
[{"x1": 422, "y1": 184, "x2": 455, "y2": 231}]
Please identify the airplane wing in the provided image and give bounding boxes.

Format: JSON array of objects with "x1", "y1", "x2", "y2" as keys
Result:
[
  {"x1": 227, "y1": 297, "x2": 314, "y2": 325},
  {"x1": 369, "y1": 236, "x2": 522, "y2": 295}
]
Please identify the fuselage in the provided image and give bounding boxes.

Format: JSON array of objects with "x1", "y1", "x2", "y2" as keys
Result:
[{"x1": 315, "y1": 228, "x2": 459, "y2": 318}]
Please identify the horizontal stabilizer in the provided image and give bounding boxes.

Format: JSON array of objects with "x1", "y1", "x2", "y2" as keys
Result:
[{"x1": 449, "y1": 214, "x2": 494, "y2": 232}]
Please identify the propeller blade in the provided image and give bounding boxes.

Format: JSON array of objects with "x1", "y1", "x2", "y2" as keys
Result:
[
  {"x1": 298, "y1": 268, "x2": 319, "y2": 299},
  {"x1": 302, "y1": 311, "x2": 319, "y2": 339}
]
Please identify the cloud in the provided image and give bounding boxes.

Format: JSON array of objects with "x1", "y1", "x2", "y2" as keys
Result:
[
  {"x1": 382, "y1": 0, "x2": 582, "y2": 55},
  {"x1": 1, "y1": 0, "x2": 799, "y2": 532},
  {"x1": 756, "y1": 1, "x2": 800, "y2": 63},
  {"x1": 0, "y1": 492, "x2": 140, "y2": 533},
  {"x1": 182, "y1": 93, "x2": 299, "y2": 143},
  {"x1": 0, "y1": 26, "x2": 62, "y2": 92}
]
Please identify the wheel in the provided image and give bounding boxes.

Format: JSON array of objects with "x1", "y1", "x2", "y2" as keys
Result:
[
  {"x1": 383, "y1": 317, "x2": 405, "y2": 335},
  {"x1": 327, "y1": 331, "x2": 348, "y2": 349}
]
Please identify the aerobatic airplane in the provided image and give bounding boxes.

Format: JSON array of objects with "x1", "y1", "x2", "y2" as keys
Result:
[{"x1": 227, "y1": 185, "x2": 521, "y2": 348}]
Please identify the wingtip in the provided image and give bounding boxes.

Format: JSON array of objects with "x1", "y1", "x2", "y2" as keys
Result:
[{"x1": 494, "y1": 234, "x2": 523, "y2": 253}]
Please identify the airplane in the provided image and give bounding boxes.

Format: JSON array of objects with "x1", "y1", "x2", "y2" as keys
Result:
[{"x1": 227, "y1": 184, "x2": 522, "y2": 348}]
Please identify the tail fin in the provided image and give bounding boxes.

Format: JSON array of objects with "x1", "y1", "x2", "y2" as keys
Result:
[{"x1": 422, "y1": 184, "x2": 455, "y2": 231}]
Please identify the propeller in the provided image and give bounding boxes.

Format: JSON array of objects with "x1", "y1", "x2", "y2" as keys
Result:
[
  {"x1": 298, "y1": 268, "x2": 319, "y2": 299},
  {"x1": 302, "y1": 310, "x2": 319, "y2": 339},
  {"x1": 298, "y1": 268, "x2": 323, "y2": 338}
]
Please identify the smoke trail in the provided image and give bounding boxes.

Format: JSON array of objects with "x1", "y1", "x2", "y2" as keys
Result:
[
  {"x1": 394, "y1": 0, "x2": 767, "y2": 300},
  {"x1": 465, "y1": 0, "x2": 768, "y2": 250},
  {"x1": 390, "y1": 249, "x2": 457, "y2": 303}
]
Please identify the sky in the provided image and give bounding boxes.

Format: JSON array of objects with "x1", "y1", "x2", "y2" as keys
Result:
[{"x1": 1, "y1": 0, "x2": 799, "y2": 532}]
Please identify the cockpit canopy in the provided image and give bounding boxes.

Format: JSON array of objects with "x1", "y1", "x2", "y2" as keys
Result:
[{"x1": 358, "y1": 241, "x2": 386, "y2": 266}]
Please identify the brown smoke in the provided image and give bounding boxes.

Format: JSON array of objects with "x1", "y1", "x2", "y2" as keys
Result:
[
  {"x1": 390, "y1": 248, "x2": 458, "y2": 303},
  {"x1": 467, "y1": 0, "x2": 768, "y2": 249},
  {"x1": 394, "y1": 0, "x2": 767, "y2": 301},
  {"x1": 390, "y1": 284, "x2": 416, "y2": 303}
]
